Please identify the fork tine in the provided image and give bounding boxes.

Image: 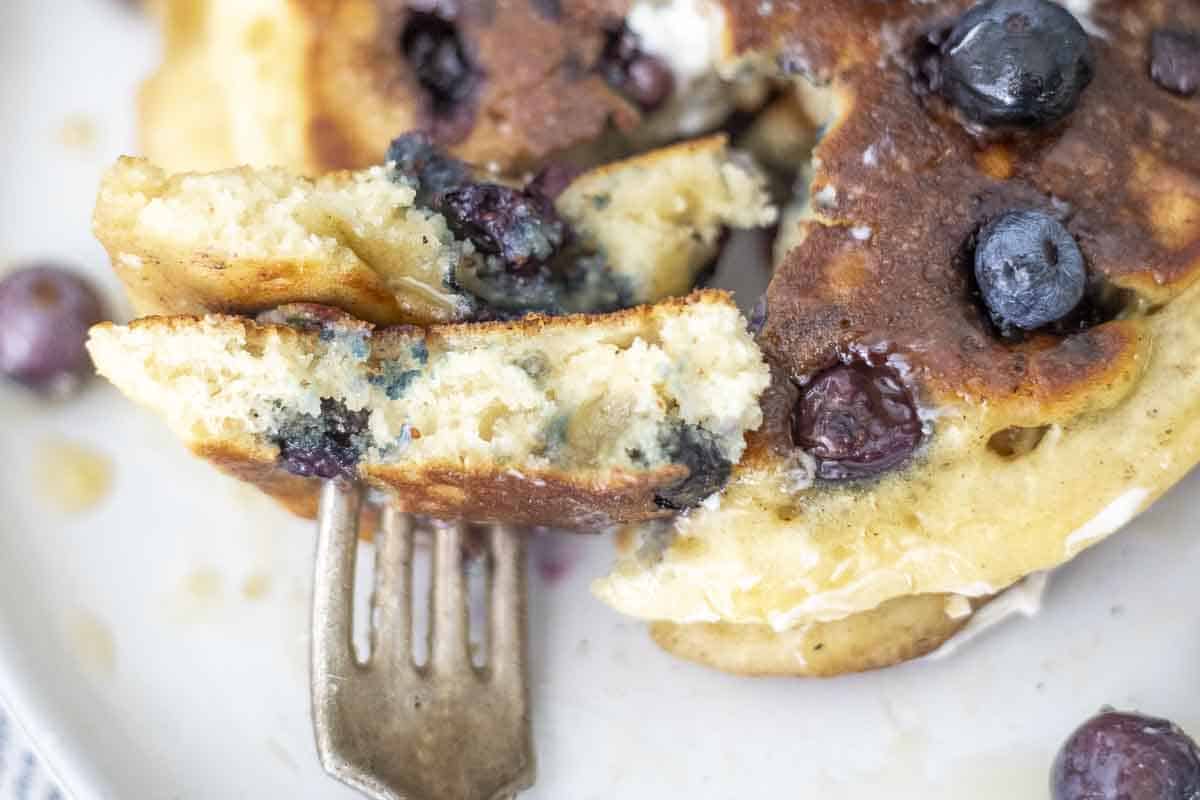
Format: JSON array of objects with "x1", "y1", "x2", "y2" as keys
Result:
[
  {"x1": 371, "y1": 506, "x2": 414, "y2": 670},
  {"x1": 430, "y1": 519, "x2": 471, "y2": 672},
  {"x1": 487, "y1": 523, "x2": 528, "y2": 687},
  {"x1": 312, "y1": 480, "x2": 362, "y2": 684}
]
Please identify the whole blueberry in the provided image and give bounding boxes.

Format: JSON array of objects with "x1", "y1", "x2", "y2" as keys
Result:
[
  {"x1": 599, "y1": 23, "x2": 675, "y2": 112},
  {"x1": 400, "y1": 11, "x2": 481, "y2": 141},
  {"x1": 974, "y1": 210, "x2": 1086, "y2": 331},
  {"x1": 624, "y1": 54, "x2": 675, "y2": 111},
  {"x1": 0, "y1": 265, "x2": 105, "y2": 395},
  {"x1": 791, "y1": 363, "x2": 923, "y2": 480},
  {"x1": 937, "y1": 0, "x2": 1093, "y2": 127},
  {"x1": 1151, "y1": 29, "x2": 1200, "y2": 96},
  {"x1": 1052, "y1": 710, "x2": 1200, "y2": 800}
]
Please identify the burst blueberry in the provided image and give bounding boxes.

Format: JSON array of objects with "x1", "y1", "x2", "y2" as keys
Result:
[
  {"x1": 974, "y1": 210, "x2": 1086, "y2": 331},
  {"x1": 274, "y1": 398, "x2": 371, "y2": 480},
  {"x1": 1052, "y1": 710, "x2": 1200, "y2": 800},
  {"x1": 791, "y1": 363, "x2": 922, "y2": 480},
  {"x1": 441, "y1": 183, "x2": 566, "y2": 270},
  {"x1": 934, "y1": 0, "x2": 1093, "y2": 127},
  {"x1": 654, "y1": 424, "x2": 731, "y2": 510},
  {"x1": 0, "y1": 264, "x2": 105, "y2": 396},
  {"x1": 386, "y1": 131, "x2": 472, "y2": 205}
]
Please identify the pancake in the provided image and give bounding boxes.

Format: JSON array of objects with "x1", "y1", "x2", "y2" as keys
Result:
[
  {"x1": 94, "y1": 135, "x2": 775, "y2": 325},
  {"x1": 595, "y1": 0, "x2": 1200, "y2": 673},
  {"x1": 138, "y1": 0, "x2": 756, "y2": 175},
  {"x1": 87, "y1": 292, "x2": 770, "y2": 526}
]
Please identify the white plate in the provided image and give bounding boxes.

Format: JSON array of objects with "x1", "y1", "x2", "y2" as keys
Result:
[{"x1": 2, "y1": 2, "x2": 1199, "y2": 798}]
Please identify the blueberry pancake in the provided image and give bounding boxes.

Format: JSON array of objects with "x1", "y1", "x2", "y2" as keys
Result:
[
  {"x1": 139, "y1": 0, "x2": 755, "y2": 176},
  {"x1": 87, "y1": 292, "x2": 769, "y2": 526},
  {"x1": 595, "y1": 0, "x2": 1200, "y2": 674},
  {"x1": 94, "y1": 134, "x2": 774, "y2": 326}
]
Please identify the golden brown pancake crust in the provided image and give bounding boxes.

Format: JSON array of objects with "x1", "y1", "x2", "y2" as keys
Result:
[
  {"x1": 95, "y1": 291, "x2": 751, "y2": 529},
  {"x1": 145, "y1": 0, "x2": 662, "y2": 174},
  {"x1": 723, "y1": 0, "x2": 1200, "y2": 453},
  {"x1": 600, "y1": 0, "x2": 1200, "y2": 676},
  {"x1": 651, "y1": 593, "x2": 988, "y2": 678}
]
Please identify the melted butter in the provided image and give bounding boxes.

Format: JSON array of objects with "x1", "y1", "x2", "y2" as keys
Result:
[
  {"x1": 241, "y1": 572, "x2": 272, "y2": 602},
  {"x1": 167, "y1": 567, "x2": 225, "y2": 623},
  {"x1": 64, "y1": 609, "x2": 116, "y2": 679},
  {"x1": 57, "y1": 113, "x2": 98, "y2": 152},
  {"x1": 34, "y1": 439, "x2": 114, "y2": 514}
]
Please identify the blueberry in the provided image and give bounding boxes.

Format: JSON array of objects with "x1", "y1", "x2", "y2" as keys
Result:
[
  {"x1": 400, "y1": 12, "x2": 481, "y2": 142},
  {"x1": 386, "y1": 132, "x2": 472, "y2": 205},
  {"x1": 791, "y1": 363, "x2": 923, "y2": 480},
  {"x1": 0, "y1": 265, "x2": 105, "y2": 396},
  {"x1": 527, "y1": 162, "x2": 581, "y2": 201},
  {"x1": 974, "y1": 210, "x2": 1086, "y2": 331},
  {"x1": 934, "y1": 0, "x2": 1093, "y2": 127},
  {"x1": 624, "y1": 55, "x2": 675, "y2": 110},
  {"x1": 1052, "y1": 710, "x2": 1200, "y2": 800},
  {"x1": 529, "y1": 0, "x2": 561, "y2": 20},
  {"x1": 441, "y1": 183, "x2": 566, "y2": 270},
  {"x1": 654, "y1": 424, "x2": 732, "y2": 510},
  {"x1": 599, "y1": 23, "x2": 675, "y2": 112},
  {"x1": 274, "y1": 398, "x2": 371, "y2": 480},
  {"x1": 1151, "y1": 29, "x2": 1200, "y2": 96},
  {"x1": 747, "y1": 294, "x2": 768, "y2": 336}
]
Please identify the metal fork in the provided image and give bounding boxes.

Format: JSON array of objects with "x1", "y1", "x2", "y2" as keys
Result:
[{"x1": 310, "y1": 480, "x2": 535, "y2": 800}]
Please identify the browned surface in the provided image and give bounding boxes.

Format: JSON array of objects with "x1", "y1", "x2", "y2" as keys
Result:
[
  {"x1": 197, "y1": 434, "x2": 683, "y2": 527},
  {"x1": 719, "y1": 0, "x2": 1200, "y2": 452},
  {"x1": 305, "y1": 0, "x2": 641, "y2": 172},
  {"x1": 605, "y1": 0, "x2": 1200, "y2": 677},
  {"x1": 652, "y1": 593, "x2": 987, "y2": 678},
  {"x1": 97, "y1": 291, "x2": 738, "y2": 529}
]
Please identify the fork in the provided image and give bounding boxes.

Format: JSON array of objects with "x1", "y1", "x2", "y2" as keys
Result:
[{"x1": 310, "y1": 480, "x2": 535, "y2": 800}]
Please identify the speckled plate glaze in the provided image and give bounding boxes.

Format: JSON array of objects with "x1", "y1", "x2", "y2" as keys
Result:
[{"x1": 2, "y1": 2, "x2": 1199, "y2": 798}]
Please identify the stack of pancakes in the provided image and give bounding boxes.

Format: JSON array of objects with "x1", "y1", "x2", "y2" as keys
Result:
[{"x1": 93, "y1": 0, "x2": 1200, "y2": 676}]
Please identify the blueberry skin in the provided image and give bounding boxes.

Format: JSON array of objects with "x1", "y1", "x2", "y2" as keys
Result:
[
  {"x1": 399, "y1": 11, "x2": 481, "y2": 141},
  {"x1": 974, "y1": 210, "x2": 1086, "y2": 331},
  {"x1": 274, "y1": 398, "x2": 371, "y2": 480},
  {"x1": 1151, "y1": 29, "x2": 1200, "y2": 97},
  {"x1": 386, "y1": 132, "x2": 472, "y2": 205},
  {"x1": 791, "y1": 363, "x2": 923, "y2": 481},
  {"x1": 654, "y1": 424, "x2": 732, "y2": 510},
  {"x1": 1052, "y1": 710, "x2": 1200, "y2": 800},
  {"x1": 939, "y1": 0, "x2": 1094, "y2": 127},
  {"x1": 0, "y1": 265, "x2": 105, "y2": 395},
  {"x1": 599, "y1": 23, "x2": 675, "y2": 112},
  {"x1": 441, "y1": 183, "x2": 566, "y2": 270}
]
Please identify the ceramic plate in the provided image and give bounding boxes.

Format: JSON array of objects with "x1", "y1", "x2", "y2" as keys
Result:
[{"x1": 2, "y1": 2, "x2": 1199, "y2": 798}]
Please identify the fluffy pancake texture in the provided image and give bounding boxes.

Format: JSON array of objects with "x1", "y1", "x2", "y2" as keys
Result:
[
  {"x1": 94, "y1": 136, "x2": 775, "y2": 326},
  {"x1": 596, "y1": 0, "x2": 1200, "y2": 672},
  {"x1": 87, "y1": 292, "x2": 770, "y2": 527}
]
